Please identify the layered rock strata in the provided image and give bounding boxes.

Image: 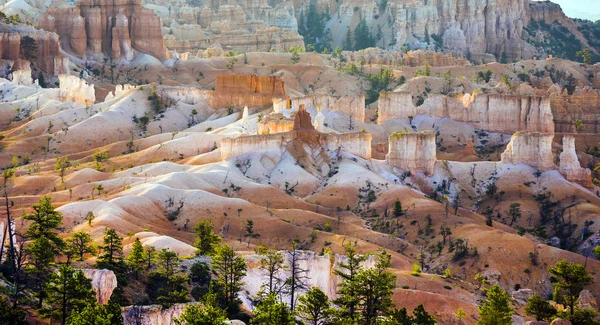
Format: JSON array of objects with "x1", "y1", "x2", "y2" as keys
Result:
[
  {"x1": 386, "y1": 131, "x2": 437, "y2": 176},
  {"x1": 550, "y1": 88, "x2": 600, "y2": 133},
  {"x1": 559, "y1": 135, "x2": 592, "y2": 188},
  {"x1": 0, "y1": 25, "x2": 69, "y2": 75},
  {"x1": 378, "y1": 92, "x2": 555, "y2": 135},
  {"x1": 39, "y1": 0, "x2": 167, "y2": 60},
  {"x1": 122, "y1": 303, "x2": 199, "y2": 325},
  {"x1": 205, "y1": 74, "x2": 288, "y2": 109},
  {"x1": 222, "y1": 106, "x2": 371, "y2": 160},
  {"x1": 500, "y1": 132, "x2": 555, "y2": 171},
  {"x1": 291, "y1": 95, "x2": 366, "y2": 122}
]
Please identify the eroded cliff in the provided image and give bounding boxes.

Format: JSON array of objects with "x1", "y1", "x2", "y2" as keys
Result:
[
  {"x1": 500, "y1": 132, "x2": 555, "y2": 171},
  {"x1": 386, "y1": 131, "x2": 437, "y2": 176}
]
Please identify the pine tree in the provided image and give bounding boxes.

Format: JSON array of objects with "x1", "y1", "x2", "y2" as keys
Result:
[
  {"x1": 297, "y1": 287, "x2": 333, "y2": 325},
  {"x1": 476, "y1": 284, "x2": 513, "y2": 325},
  {"x1": 66, "y1": 231, "x2": 96, "y2": 262},
  {"x1": 392, "y1": 199, "x2": 403, "y2": 218},
  {"x1": 55, "y1": 156, "x2": 71, "y2": 183},
  {"x1": 40, "y1": 264, "x2": 97, "y2": 325},
  {"x1": 147, "y1": 249, "x2": 189, "y2": 307},
  {"x1": 193, "y1": 220, "x2": 221, "y2": 256},
  {"x1": 354, "y1": 19, "x2": 373, "y2": 50},
  {"x1": 127, "y1": 238, "x2": 146, "y2": 279},
  {"x1": 245, "y1": 219, "x2": 260, "y2": 246},
  {"x1": 211, "y1": 244, "x2": 246, "y2": 312},
  {"x1": 65, "y1": 301, "x2": 124, "y2": 325},
  {"x1": 97, "y1": 228, "x2": 123, "y2": 265},
  {"x1": 354, "y1": 250, "x2": 396, "y2": 323},
  {"x1": 174, "y1": 303, "x2": 227, "y2": 325},
  {"x1": 334, "y1": 242, "x2": 367, "y2": 321},
  {"x1": 548, "y1": 259, "x2": 593, "y2": 317},
  {"x1": 0, "y1": 295, "x2": 27, "y2": 325},
  {"x1": 525, "y1": 295, "x2": 557, "y2": 321},
  {"x1": 252, "y1": 293, "x2": 295, "y2": 325},
  {"x1": 23, "y1": 196, "x2": 64, "y2": 250},
  {"x1": 287, "y1": 239, "x2": 309, "y2": 311},
  {"x1": 26, "y1": 235, "x2": 56, "y2": 308}
]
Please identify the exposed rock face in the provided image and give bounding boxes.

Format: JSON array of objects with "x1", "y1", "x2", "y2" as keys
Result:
[
  {"x1": 559, "y1": 135, "x2": 592, "y2": 188},
  {"x1": 10, "y1": 69, "x2": 33, "y2": 85},
  {"x1": 550, "y1": 88, "x2": 600, "y2": 133},
  {"x1": 365, "y1": 0, "x2": 530, "y2": 60},
  {"x1": 257, "y1": 113, "x2": 295, "y2": 134},
  {"x1": 222, "y1": 106, "x2": 371, "y2": 160},
  {"x1": 39, "y1": 0, "x2": 167, "y2": 60},
  {"x1": 204, "y1": 74, "x2": 288, "y2": 109},
  {"x1": 378, "y1": 92, "x2": 555, "y2": 135},
  {"x1": 291, "y1": 95, "x2": 366, "y2": 122},
  {"x1": 401, "y1": 50, "x2": 469, "y2": 67},
  {"x1": 501, "y1": 132, "x2": 555, "y2": 171},
  {"x1": 81, "y1": 269, "x2": 117, "y2": 304},
  {"x1": 577, "y1": 290, "x2": 598, "y2": 311},
  {"x1": 122, "y1": 303, "x2": 199, "y2": 325},
  {"x1": 386, "y1": 131, "x2": 436, "y2": 176},
  {"x1": 58, "y1": 75, "x2": 96, "y2": 105},
  {"x1": 216, "y1": 74, "x2": 286, "y2": 96},
  {"x1": 512, "y1": 288, "x2": 534, "y2": 305},
  {"x1": 550, "y1": 320, "x2": 572, "y2": 325},
  {"x1": 0, "y1": 25, "x2": 69, "y2": 75}
]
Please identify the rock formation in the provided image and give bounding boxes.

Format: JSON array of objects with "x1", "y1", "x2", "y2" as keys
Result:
[
  {"x1": 378, "y1": 92, "x2": 555, "y2": 135},
  {"x1": 222, "y1": 106, "x2": 371, "y2": 160},
  {"x1": 559, "y1": 135, "x2": 592, "y2": 188},
  {"x1": 39, "y1": 0, "x2": 167, "y2": 60},
  {"x1": 386, "y1": 131, "x2": 437, "y2": 176},
  {"x1": 550, "y1": 88, "x2": 600, "y2": 133},
  {"x1": 122, "y1": 303, "x2": 199, "y2": 325},
  {"x1": 501, "y1": 132, "x2": 555, "y2": 171},
  {"x1": 292, "y1": 95, "x2": 366, "y2": 122},
  {"x1": 205, "y1": 74, "x2": 288, "y2": 109},
  {"x1": 400, "y1": 50, "x2": 470, "y2": 67},
  {"x1": 0, "y1": 24, "x2": 69, "y2": 75},
  {"x1": 81, "y1": 269, "x2": 117, "y2": 304},
  {"x1": 58, "y1": 75, "x2": 96, "y2": 105}
]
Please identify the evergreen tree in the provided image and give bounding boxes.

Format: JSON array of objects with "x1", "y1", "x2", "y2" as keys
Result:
[
  {"x1": 66, "y1": 231, "x2": 96, "y2": 262},
  {"x1": 147, "y1": 249, "x2": 189, "y2": 307},
  {"x1": 549, "y1": 259, "x2": 593, "y2": 317},
  {"x1": 287, "y1": 239, "x2": 309, "y2": 311},
  {"x1": 97, "y1": 228, "x2": 123, "y2": 266},
  {"x1": 354, "y1": 250, "x2": 397, "y2": 324},
  {"x1": 297, "y1": 287, "x2": 333, "y2": 325},
  {"x1": 354, "y1": 19, "x2": 373, "y2": 50},
  {"x1": 211, "y1": 244, "x2": 246, "y2": 313},
  {"x1": 392, "y1": 200, "x2": 403, "y2": 218},
  {"x1": 25, "y1": 235, "x2": 56, "y2": 308},
  {"x1": 252, "y1": 293, "x2": 295, "y2": 325},
  {"x1": 334, "y1": 242, "x2": 367, "y2": 321},
  {"x1": 344, "y1": 29, "x2": 353, "y2": 51},
  {"x1": 244, "y1": 219, "x2": 260, "y2": 246},
  {"x1": 525, "y1": 295, "x2": 557, "y2": 321},
  {"x1": 40, "y1": 264, "x2": 97, "y2": 325},
  {"x1": 127, "y1": 238, "x2": 145, "y2": 279},
  {"x1": 387, "y1": 305, "x2": 436, "y2": 325},
  {"x1": 193, "y1": 220, "x2": 221, "y2": 256},
  {"x1": 55, "y1": 156, "x2": 71, "y2": 183},
  {"x1": 174, "y1": 303, "x2": 227, "y2": 325},
  {"x1": 66, "y1": 301, "x2": 124, "y2": 325},
  {"x1": 23, "y1": 195, "x2": 64, "y2": 250},
  {"x1": 476, "y1": 284, "x2": 513, "y2": 325},
  {"x1": 0, "y1": 295, "x2": 27, "y2": 325}
]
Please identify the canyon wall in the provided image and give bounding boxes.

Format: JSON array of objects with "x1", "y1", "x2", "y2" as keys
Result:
[
  {"x1": 559, "y1": 135, "x2": 592, "y2": 188},
  {"x1": 401, "y1": 50, "x2": 470, "y2": 67},
  {"x1": 550, "y1": 88, "x2": 600, "y2": 133},
  {"x1": 386, "y1": 131, "x2": 437, "y2": 176},
  {"x1": 216, "y1": 74, "x2": 286, "y2": 96},
  {"x1": 0, "y1": 25, "x2": 69, "y2": 75},
  {"x1": 378, "y1": 92, "x2": 555, "y2": 135},
  {"x1": 500, "y1": 132, "x2": 556, "y2": 171},
  {"x1": 291, "y1": 95, "x2": 366, "y2": 122},
  {"x1": 81, "y1": 269, "x2": 117, "y2": 304},
  {"x1": 39, "y1": 0, "x2": 167, "y2": 60},
  {"x1": 205, "y1": 74, "x2": 288, "y2": 109}
]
